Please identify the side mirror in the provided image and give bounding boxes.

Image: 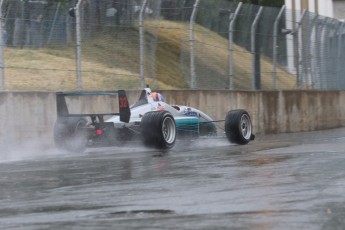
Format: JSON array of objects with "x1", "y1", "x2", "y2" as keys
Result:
[{"x1": 68, "y1": 7, "x2": 76, "y2": 17}]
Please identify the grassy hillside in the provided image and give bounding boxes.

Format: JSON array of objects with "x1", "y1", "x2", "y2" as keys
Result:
[{"x1": 4, "y1": 20, "x2": 295, "y2": 91}]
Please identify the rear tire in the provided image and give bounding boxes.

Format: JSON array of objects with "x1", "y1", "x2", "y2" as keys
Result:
[
  {"x1": 54, "y1": 117, "x2": 88, "y2": 152},
  {"x1": 225, "y1": 109, "x2": 253, "y2": 145},
  {"x1": 141, "y1": 111, "x2": 176, "y2": 149}
]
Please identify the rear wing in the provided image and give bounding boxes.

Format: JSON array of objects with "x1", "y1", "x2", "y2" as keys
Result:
[{"x1": 56, "y1": 90, "x2": 130, "y2": 123}]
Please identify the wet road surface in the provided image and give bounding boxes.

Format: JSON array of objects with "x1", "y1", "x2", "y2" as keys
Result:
[{"x1": 1, "y1": 128, "x2": 345, "y2": 229}]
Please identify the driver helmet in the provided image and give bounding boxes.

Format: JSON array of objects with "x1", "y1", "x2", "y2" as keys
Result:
[{"x1": 151, "y1": 92, "x2": 165, "y2": 102}]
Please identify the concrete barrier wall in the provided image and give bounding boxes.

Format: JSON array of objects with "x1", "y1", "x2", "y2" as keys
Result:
[{"x1": 1, "y1": 90, "x2": 345, "y2": 147}]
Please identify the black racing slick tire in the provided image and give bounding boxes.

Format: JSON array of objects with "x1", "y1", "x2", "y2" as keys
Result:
[
  {"x1": 141, "y1": 111, "x2": 176, "y2": 149},
  {"x1": 225, "y1": 109, "x2": 254, "y2": 145},
  {"x1": 54, "y1": 117, "x2": 88, "y2": 153}
]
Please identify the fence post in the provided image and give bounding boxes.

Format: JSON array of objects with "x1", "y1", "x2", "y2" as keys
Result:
[
  {"x1": 139, "y1": 0, "x2": 148, "y2": 89},
  {"x1": 251, "y1": 6, "x2": 263, "y2": 90},
  {"x1": 337, "y1": 23, "x2": 345, "y2": 89},
  {"x1": 75, "y1": 0, "x2": 83, "y2": 90},
  {"x1": 308, "y1": 14, "x2": 319, "y2": 88},
  {"x1": 327, "y1": 20, "x2": 340, "y2": 89},
  {"x1": 315, "y1": 18, "x2": 327, "y2": 89},
  {"x1": 0, "y1": 0, "x2": 5, "y2": 91},
  {"x1": 189, "y1": 0, "x2": 200, "y2": 89},
  {"x1": 272, "y1": 5, "x2": 285, "y2": 89},
  {"x1": 294, "y1": 9, "x2": 306, "y2": 89},
  {"x1": 228, "y1": 2, "x2": 242, "y2": 90}
]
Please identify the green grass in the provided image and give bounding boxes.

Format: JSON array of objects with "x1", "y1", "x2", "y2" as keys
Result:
[{"x1": 4, "y1": 20, "x2": 295, "y2": 91}]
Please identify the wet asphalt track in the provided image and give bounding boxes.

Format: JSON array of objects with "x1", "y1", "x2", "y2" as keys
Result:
[{"x1": 1, "y1": 128, "x2": 345, "y2": 229}]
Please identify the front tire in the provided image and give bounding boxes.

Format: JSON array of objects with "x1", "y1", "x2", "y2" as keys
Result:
[
  {"x1": 54, "y1": 117, "x2": 88, "y2": 152},
  {"x1": 225, "y1": 109, "x2": 253, "y2": 145},
  {"x1": 141, "y1": 111, "x2": 176, "y2": 149}
]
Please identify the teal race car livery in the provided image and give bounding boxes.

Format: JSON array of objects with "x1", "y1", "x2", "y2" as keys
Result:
[{"x1": 54, "y1": 88, "x2": 255, "y2": 152}]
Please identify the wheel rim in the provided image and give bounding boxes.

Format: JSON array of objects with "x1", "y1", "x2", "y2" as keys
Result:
[
  {"x1": 162, "y1": 116, "x2": 176, "y2": 144},
  {"x1": 240, "y1": 114, "x2": 252, "y2": 140}
]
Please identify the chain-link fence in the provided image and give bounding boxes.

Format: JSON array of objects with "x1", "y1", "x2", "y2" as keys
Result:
[{"x1": 0, "y1": 0, "x2": 344, "y2": 91}]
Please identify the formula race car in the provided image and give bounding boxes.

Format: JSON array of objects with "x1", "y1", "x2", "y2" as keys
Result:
[{"x1": 54, "y1": 88, "x2": 255, "y2": 152}]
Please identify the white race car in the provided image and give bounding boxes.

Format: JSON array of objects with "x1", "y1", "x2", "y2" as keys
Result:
[{"x1": 54, "y1": 88, "x2": 255, "y2": 152}]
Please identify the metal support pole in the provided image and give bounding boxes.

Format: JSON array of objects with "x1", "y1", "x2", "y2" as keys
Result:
[
  {"x1": 272, "y1": 5, "x2": 285, "y2": 89},
  {"x1": 309, "y1": 14, "x2": 318, "y2": 88},
  {"x1": 315, "y1": 19, "x2": 327, "y2": 89},
  {"x1": 0, "y1": 0, "x2": 5, "y2": 91},
  {"x1": 331, "y1": 21, "x2": 343, "y2": 90},
  {"x1": 294, "y1": 9, "x2": 306, "y2": 89},
  {"x1": 139, "y1": 0, "x2": 148, "y2": 89},
  {"x1": 228, "y1": 2, "x2": 242, "y2": 90},
  {"x1": 337, "y1": 23, "x2": 345, "y2": 89},
  {"x1": 327, "y1": 20, "x2": 340, "y2": 89},
  {"x1": 75, "y1": 0, "x2": 82, "y2": 90},
  {"x1": 251, "y1": 6, "x2": 263, "y2": 90},
  {"x1": 189, "y1": 0, "x2": 200, "y2": 89}
]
